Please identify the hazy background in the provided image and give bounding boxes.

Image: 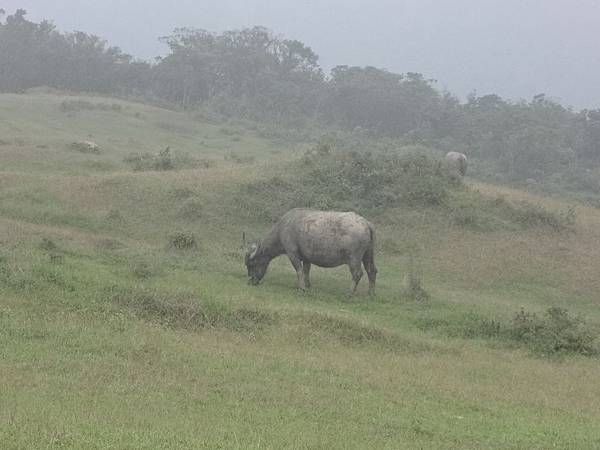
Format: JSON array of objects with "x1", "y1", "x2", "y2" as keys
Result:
[{"x1": 4, "y1": 0, "x2": 600, "y2": 108}]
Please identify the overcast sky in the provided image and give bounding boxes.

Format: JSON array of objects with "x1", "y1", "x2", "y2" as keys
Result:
[{"x1": 4, "y1": 0, "x2": 600, "y2": 109}]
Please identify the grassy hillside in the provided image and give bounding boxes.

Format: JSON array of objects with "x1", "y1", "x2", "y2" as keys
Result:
[{"x1": 1, "y1": 92, "x2": 600, "y2": 449}]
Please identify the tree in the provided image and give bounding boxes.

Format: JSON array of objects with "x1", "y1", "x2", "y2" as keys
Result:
[{"x1": 0, "y1": 9, "x2": 146, "y2": 94}]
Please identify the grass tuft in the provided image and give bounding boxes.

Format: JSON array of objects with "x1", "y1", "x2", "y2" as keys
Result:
[{"x1": 167, "y1": 232, "x2": 198, "y2": 251}]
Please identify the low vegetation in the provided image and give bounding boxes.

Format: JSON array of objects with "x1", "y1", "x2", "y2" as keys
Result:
[
  {"x1": 418, "y1": 307, "x2": 599, "y2": 357},
  {"x1": 167, "y1": 231, "x2": 198, "y2": 250},
  {"x1": 124, "y1": 147, "x2": 214, "y2": 171},
  {"x1": 69, "y1": 140, "x2": 100, "y2": 154}
]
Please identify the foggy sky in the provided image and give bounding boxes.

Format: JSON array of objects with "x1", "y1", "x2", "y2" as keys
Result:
[{"x1": 4, "y1": 0, "x2": 600, "y2": 109}]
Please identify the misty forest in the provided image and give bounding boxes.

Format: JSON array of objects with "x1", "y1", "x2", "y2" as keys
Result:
[{"x1": 1, "y1": 8, "x2": 600, "y2": 449}]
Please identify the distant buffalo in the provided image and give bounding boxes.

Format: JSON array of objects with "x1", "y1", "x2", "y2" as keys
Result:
[
  {"x1": 244, "y1": 208, "x2": 377, "y2": 295},
  {"x1": 444, "y1": 151, "x2": 468, "y2": 176}
]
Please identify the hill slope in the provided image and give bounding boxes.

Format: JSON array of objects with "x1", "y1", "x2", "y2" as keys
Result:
[{"x1": 1, "y1": 92, "x2": 600, "y2": 449}]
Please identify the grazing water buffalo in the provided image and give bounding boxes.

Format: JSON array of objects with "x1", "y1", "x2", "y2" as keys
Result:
[
  {"x1": 444, "y1": 151, "x2": 468, "y2": 176},
  {"x1": 245, "y1": 208, "x2": 377, "y2": 295}
]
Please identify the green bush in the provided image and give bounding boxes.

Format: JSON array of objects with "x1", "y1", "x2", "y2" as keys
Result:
[
  {"x1": 239, "y1": 147, "x2": 459, "y2": 221},
  {"x1": 69, "y1": 141, "x2": 100, "y2": 154},
  {"x1": 510, "y1": 307, "x2": 598, "y2": 356},
  {"x1": 153, "y1": 146, "x2": 174, "y2": 170},
  {"x1": 167, "y1": 232, "x2": 198, "y2": 250},
  {"x1": 418, "y1": 307, "x2": 599, "y2": 357}
]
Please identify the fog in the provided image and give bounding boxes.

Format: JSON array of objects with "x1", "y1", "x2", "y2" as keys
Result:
[{"x1": 5, "y1": 0, "x2": 600, "y2": 108}]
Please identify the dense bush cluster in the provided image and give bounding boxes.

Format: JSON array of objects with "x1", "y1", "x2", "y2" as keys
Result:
[
  {"x1": 167, "y1": 231, "x2": 198, "y2": 250},
  {"x1": 239, "y1": 148, "x2": 459, "y2": 221},
  {"x1": 418, "y1": 306, "x2": 599, "y2": 357},
  {"x1": 509, "y1": 307, "x2": 598, "y2": 356}
]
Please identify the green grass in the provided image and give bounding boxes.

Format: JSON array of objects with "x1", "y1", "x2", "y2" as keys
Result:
[{"x1": 1, "y1": 92, "x2": 600, "y2": 449}]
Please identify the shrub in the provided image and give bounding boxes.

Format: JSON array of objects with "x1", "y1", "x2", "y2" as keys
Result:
[
  {"x1": 69, "y1": 141, "x2": 100, "y2": 154},
  {"x1": 153, "y1": 146, "x2": 174, "y2": 170},
  {"x1": 49, "y1": 253, "x2": 64, "y2": 265},
  {"x1": 167, "y1": 232, "x2": 197, "y2": 250},
  {"x1": 418, "y1": 307, "x2": 599, "y2": 357},
  {"x1": 124, "y1": 148, "x2": 213, "y2": 171},
  {"x1": 510, "y1": 307, "x2": 598, "y2": 356},
  {"x1": 307, "y1": 149, "x2": 458, "y2": 209},
  {"x1": 239, "y1": 148, "x2": 459, "y2": 221}
]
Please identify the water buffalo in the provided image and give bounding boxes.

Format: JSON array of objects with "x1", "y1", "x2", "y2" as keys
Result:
[
  {"x1": 444, "y1": 151, "x2": 468, "y2": 176},
  {"x1": 244, "y1": 208, "x2": 377, "y2": 295}
]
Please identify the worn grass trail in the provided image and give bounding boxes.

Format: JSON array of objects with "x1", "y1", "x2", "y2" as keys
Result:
[{"x1": 1, "y1": 92, "x2": 600, "y2": 449}]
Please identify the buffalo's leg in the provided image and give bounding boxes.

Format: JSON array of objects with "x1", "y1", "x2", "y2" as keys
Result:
[
  {"x1": 302, "y1": 262, "x2": 312, "y2": 289},
  {"x1": 348, "y1": 259, "x2": 363, "y2": 296},
  {"x1": 363, "y1": 252, "x2": 378, "y2": 296},
  {"x1": 288, "y1": 254, "x2": 306, "y2": 290}
]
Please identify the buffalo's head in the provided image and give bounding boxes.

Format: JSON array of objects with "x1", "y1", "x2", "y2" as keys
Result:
[{"x1": 245, "y1": 242, "x2": 268, "y2": 285}]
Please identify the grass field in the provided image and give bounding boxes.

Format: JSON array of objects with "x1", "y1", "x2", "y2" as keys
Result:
[{"x1": 1, "y1": 92, "x2": 600, "y2": 449}]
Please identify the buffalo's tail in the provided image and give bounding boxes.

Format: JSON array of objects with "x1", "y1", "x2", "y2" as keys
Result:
[
  {"x1": 364, "y1": 222, "x2": 377, "y2": 266},
  {"x1": 368, "y1": 222, "x2": 376, "y2": 247}
]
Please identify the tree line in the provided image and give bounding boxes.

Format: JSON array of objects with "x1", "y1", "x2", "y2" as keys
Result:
[{"x1": 2, "y1": 9, "x2": 600, "y2": 184}]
